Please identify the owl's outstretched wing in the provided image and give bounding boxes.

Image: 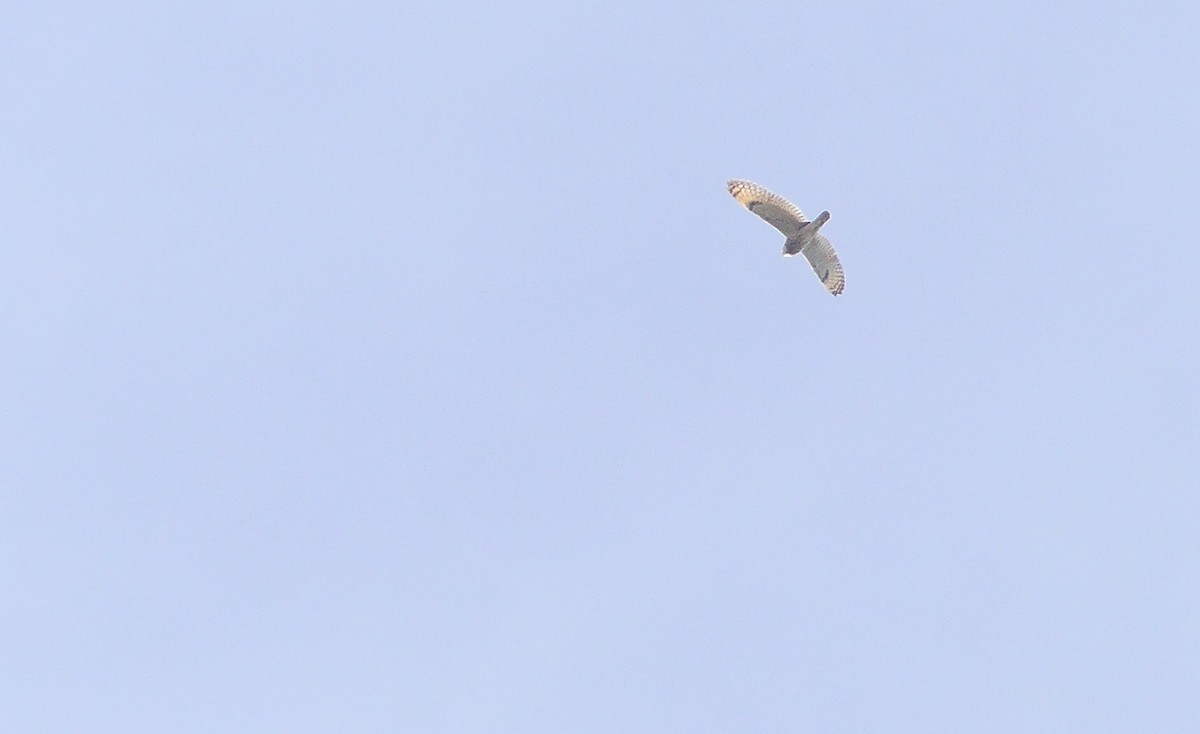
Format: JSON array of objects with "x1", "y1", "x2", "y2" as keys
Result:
[
  {"x1": 727, "y1": 180, "x2": 807, "y2": 238},
  {"x1": 801, "y1": 233, "x2": 845, "y2": 296}
]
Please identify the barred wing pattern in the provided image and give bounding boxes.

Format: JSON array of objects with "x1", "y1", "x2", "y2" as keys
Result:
[
  {"x1": 727, "y1": 179, "x2": 845, "y2": 296},
  {"x1": 802, "y1": 233, "x2": 845, "y2": 296},
  {"x1": 727, "y1": 180, "x2": 808, "y2": 238}
]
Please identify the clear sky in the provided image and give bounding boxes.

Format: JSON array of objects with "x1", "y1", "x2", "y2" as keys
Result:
[{"x1": 4, "y1": 1, "x2": 1198, "y2": 731}]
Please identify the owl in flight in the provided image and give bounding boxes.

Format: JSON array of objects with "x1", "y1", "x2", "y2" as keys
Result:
[{"x1": 727, "y1": 179, "x2": 845, "y2": 295}]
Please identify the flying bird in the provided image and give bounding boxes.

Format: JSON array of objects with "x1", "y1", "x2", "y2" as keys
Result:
[{"x1": 727, "y1": 179, "x2": 845, "y2": 295}]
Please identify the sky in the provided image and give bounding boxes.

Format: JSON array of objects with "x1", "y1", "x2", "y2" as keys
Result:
[{"x1": 3, "y1": 1, "x2": 1199, "y2": 731}]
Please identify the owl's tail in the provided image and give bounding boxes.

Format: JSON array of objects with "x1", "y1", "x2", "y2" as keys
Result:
[{"x1": 811, "y1": 210, "x2": 830, "y2": 229}]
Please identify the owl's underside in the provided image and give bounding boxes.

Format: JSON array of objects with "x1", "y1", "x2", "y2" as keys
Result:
[{"x1": 727, "y1": 179, "x2": 845, "y2": 296}]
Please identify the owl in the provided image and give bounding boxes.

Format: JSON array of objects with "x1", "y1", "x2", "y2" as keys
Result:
[{"x1": 727, "y1": 179, "x2": 845, "y2": 296}]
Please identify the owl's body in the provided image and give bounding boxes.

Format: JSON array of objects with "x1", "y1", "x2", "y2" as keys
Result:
[{"x1": 727, "y1": 179, "x2": 845, "y2": 296}]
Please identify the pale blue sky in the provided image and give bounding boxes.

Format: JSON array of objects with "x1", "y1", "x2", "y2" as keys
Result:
[{"x1": 4, "y1": 1, "x2": 1198, "y2": 731}]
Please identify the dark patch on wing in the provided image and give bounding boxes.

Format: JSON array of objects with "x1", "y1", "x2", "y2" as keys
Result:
[
  {"x1": 821, "y1": 269, "x2": 830, "y2": 282},
  {"x1": 748, "y1": 201, "x2": 795, "y2": 233}
]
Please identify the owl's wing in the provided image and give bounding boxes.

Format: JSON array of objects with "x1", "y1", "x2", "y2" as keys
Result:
[
  {"x1": 727, "y1": 180, "x2": 807, "y2": 238},
  {"x1": 801, "y1": 233, "x2": 845, "y2": 295}
]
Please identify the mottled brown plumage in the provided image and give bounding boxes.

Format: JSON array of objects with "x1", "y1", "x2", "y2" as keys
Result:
[{"x1": 728, "y1": 179, "x2": 845, "y2": 296}]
